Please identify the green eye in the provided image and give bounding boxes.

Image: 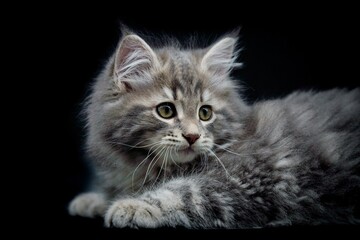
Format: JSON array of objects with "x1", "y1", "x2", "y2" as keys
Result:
[
  {"x1": 156, "y1": 102, "x2": 176, "y2": 119},
  {"x1": 199, "y1": 105, "x2": 212, "y2": 121}
]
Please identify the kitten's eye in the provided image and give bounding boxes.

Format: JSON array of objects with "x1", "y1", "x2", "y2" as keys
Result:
[
  {"x1": 199, "y1": 105, "x2": 212, "y2": 121},
  {"x1": 156, "y1": 102, "x2": 176, "y2": 119}
]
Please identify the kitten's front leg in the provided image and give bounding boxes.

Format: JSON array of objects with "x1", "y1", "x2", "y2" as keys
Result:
[
  {"x1": 105, "y1": 198, "x2": 171, "y2": 228},
  {"x1": 105, "y1": 177, "x2": 226, "y2": 228},
  {"x1": 68, "y1": 192, "x2": 107, "y2": 218},
  {"x1": 105, "y1": 184, "x2": 192, "y2": 228}
]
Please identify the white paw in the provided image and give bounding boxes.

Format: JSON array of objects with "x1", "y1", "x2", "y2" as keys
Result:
[
  {"x1": 68, "y1": 192, "x2": 107, "y2": 218},
  {"x1": 105, "y1": 199, "x2": 163, "y2": 228}
]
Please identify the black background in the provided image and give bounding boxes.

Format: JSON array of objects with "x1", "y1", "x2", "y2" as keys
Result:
[{"x1": 18, "y1": 3, "x2": 360, "y2": 239}]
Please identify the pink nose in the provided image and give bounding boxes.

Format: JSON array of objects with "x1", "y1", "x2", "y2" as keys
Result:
[{"x1": 182, "y1": 134, "x2": 200, "y2": 145}]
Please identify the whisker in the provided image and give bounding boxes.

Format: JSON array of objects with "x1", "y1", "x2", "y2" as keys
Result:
[
  {"x1": 200, "y1": 152, "x2": 209, "y2": 172},
  {"x1": 163, "y1": 147, "x2": 169, "y2": 183},
  {"x1": 130, "y1": 143, "x2": 163, "y2": 190},
  {"x1": 147, "y1": 146, "x2": 166, "y2": 176},
  {"x1": 207, "y1": 149, "x2": 232, "y2": 178},
  {"x1": 151, "y1": 147, "x2": 168, "y2": 188},
  {"x1": 141, "y1": 146, "x2": 166, "y2": 189},
  {"x1": 131, "y1": 145, "x2": 166, "y2": 195},
  {"x1": 169, "y1": 146, "x2": 183, "y2": 170},
  {"x1": 105, "y1": 139, "x2": 163, "y2": 150},
  {"x1": 213, "y1": 143, "x2": 249, "y2": 157},
  {"x1": 214, "y1": 136, "x2": 294, "y2": 157}
]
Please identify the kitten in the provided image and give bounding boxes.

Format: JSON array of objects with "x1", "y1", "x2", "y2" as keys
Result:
[{"x1": 68, "y1": 29, "x2": 360, "y2": 228}]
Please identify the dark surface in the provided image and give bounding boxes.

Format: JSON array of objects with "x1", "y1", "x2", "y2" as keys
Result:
[{"x1": 22, "y1": 4, "x2": 359, "y2": 238}]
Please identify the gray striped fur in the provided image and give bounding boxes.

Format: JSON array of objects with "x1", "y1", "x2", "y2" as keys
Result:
[{"x1": 68, "y1": 30, "x2": 360, "y2": 229}]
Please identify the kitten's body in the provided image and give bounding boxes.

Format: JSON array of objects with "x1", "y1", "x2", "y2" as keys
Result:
[{"x1": 69, "y1": 30, "x2": 360, "y2": 228}]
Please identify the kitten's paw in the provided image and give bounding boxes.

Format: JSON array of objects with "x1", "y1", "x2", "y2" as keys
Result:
[
  {"x1": 68, "y1": 192, "x2": 107, "y2": 218},
  {"x1": 105, "y1": 199, "x2": 163, "y2": 228}
]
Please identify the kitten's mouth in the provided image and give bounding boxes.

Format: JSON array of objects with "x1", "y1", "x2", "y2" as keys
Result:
[
  {"x1": 172, "y1": 147, "x2": 198, "y2": 163},
  {"x1": 178, "y1": 147, "x2": 195, "y2": 155}
]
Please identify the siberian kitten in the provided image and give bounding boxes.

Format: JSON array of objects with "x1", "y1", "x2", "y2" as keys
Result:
[{"x1": 69, "y1": 29, "x2": 360, "y2": 228}]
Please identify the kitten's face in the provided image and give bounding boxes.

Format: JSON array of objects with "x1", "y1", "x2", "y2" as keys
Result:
[
  {"x1": 96, "y1": 34, "x2": 242, "y2": 165},
  {"x1": 148, "y1": 84, "x2": 218, "y2": 163}
]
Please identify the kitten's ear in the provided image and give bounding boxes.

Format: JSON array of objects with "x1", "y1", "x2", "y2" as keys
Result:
[
  {"x1": 201, "y1": 37, "x2": 239, "y2": 77},
  {"x1": 114, "y1": 34, "x2": 159, "y2": 91}
]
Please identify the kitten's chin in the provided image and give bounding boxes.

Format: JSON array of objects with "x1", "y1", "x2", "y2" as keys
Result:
[{"x1": 173, "y1": 148, "x2": 198, "y2": 163}]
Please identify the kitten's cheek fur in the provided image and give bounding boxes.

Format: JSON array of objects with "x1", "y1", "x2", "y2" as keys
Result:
[
  {"x1": 105, "y1": 199, "x2": 163, "y2": 228},
  {"x1": 68, "y1": 192, "x2": 107, "y2": 218}
]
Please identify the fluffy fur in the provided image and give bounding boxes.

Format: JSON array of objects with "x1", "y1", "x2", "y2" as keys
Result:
[{"x1": 69, "y1": 29, "x2": 360, "y2": 229}]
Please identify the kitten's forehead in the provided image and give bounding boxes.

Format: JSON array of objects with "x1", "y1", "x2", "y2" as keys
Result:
[
  {"x1": 156, "y1": 50, "x2": 225, "y2": 116},
  {"x1": 166, "y1": 51, "x2": 203, "y2": 100}
]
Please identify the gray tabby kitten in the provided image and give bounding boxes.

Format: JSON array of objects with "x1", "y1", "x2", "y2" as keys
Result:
[{"x1": 68, "y1": 29, "x2": 360, "y2": 228}]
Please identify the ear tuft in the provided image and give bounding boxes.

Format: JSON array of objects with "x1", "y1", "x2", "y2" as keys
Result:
[
  {"x1": 201, "y1": 37, "x2": 240, "y2": 77},
  {"x1": 114, "y1": 34, "x2": 159, "y2": 91}
]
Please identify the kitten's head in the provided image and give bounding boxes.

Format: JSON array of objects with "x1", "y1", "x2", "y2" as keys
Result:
[{"x1": 87, "y1": 30, "x2": 248, "y2": 165}]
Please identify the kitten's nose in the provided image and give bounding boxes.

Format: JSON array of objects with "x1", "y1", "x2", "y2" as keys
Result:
[{"x1": 182, "y1": 133, "x2": 200, "y2": 145}]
